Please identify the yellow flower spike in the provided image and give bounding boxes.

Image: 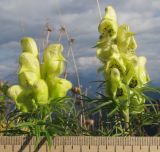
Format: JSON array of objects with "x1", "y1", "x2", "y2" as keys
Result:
[
  {"x1": 7, "y1": 85, "x2": 23, "y2": 101},
  {"x1": 18, "y1": 71, "x2": 40, "y2": 87},
  {"x1": 32, "y1": 79, "x2": 49, "y2": 105},
  {"x1": 19, "y1": 52, "x2": 41, "y2": 76},
  {"x1": 96, "y1": 6, "x2": 150, "y2": 128},
  {"x1": 21, "y1": 37, "x2": 39, "y2": 58},
  {"x1": 46, "y1": 76, "x2": 72, "y2": 100},
  {"x1": 8, "y1": 37, "x2": 72, "y2": 112}
]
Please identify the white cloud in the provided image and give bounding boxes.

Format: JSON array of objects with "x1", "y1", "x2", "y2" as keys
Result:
[
  {"x1": 0, "y1": 63, "x2": 18, "y2": 80},
  {"x1": 77, "y1": 56, "x2": 100, "y2": 70},
  {"x1": 0, "y1": 0, "x2": 159, "y2": 85}
]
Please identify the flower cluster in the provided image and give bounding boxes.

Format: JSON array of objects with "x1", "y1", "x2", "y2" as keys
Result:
[
  {"x1": 96, "y1": 6, "x2": 150, "y2": 122},
  {"x1": 8, "y1": 37, "x2": 72, "y2": 112}
]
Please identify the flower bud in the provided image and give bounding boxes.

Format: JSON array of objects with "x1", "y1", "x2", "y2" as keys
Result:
[
  {"x1": 32, "y1": 79, "x2": 49, "y2": 105},
  {"x1": 19, "y1": 52, "x2": 40, "y2": 76},
  {"x1": 43, "y1": 44, "x2": 65, "y2": 76},
  {"x1": 21, "y1": 37, "x2": 38, "y2": 57},
  {"x1": 46, "y1": 76, "x2": 72, "y2": 100},
  {"x1": 18, "y1": 71, "x2": 40, "y2": 87},
  {"x1": 7, "y1": 85, "x2": 23, "y2": 101},
  {"x1": 17, "y1": 90, "x2": 37, "y2": 112}
]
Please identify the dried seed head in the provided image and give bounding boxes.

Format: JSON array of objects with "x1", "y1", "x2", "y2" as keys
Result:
[
  {"x1": 84, "y1": 119, "x2": 94, "y2": 126},
  {"x1": 59, "y1": 26, "x2": 66, "y2": 33},
  {"x1": 72, "y1": 87, "x2": 81, "y2": 94},
  {"x1": 70, "y1": 38, "x2": 75, "y2": 44},
  {"x1": 47, "y1": 26, "x2": 53, "y2": 32},
  {"x1": 45, "y1": 23, "x2": 53, "y2": 32}
]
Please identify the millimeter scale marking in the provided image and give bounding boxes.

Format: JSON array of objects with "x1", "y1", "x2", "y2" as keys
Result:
[{"x1": 0, "y1": 136, "x2": 159, "y2": 152}]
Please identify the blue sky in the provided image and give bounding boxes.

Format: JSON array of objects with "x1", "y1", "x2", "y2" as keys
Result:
[{"x1": 0, "y1": 0, "x2": 160, "y2": 89}]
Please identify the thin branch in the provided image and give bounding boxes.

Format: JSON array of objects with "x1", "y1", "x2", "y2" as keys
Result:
[{"x1": 96, "y1": 0, "x2": 102, "y2": 20}]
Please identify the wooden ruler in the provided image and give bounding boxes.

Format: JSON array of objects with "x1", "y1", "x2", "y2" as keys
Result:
[{"x1": 0, "y1": 136, "x2": 159, "y2": 152}]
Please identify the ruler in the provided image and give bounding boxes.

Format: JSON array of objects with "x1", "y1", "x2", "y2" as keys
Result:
[{"x1": 0, "y1": 136, "x2": 159, "y2": 152}]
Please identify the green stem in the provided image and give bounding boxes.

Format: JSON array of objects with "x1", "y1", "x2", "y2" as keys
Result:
[{"x1": 123, "y1": 108, "x2": 129, "y2": 131}]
